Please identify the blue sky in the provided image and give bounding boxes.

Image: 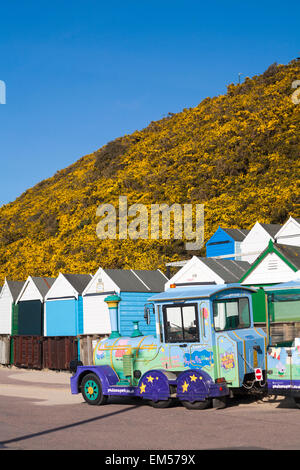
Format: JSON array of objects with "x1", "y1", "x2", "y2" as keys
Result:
[{"x1": 0, "y1": 0, "x2": 299, "y2": 207}]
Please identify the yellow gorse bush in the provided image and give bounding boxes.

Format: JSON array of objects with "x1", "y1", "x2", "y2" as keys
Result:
[{"x1": 0, "y1": 61, "x2": 299, "y2": 283}]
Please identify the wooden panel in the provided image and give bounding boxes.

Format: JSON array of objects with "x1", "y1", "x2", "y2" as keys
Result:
[
  {"x1": 45, "y1": 273, "x2": 78, "y2": 300},
  {"x1": 166, "y1": 257, "x2": 224, "y2": 288},
  {"x1": 42, "y1": 336, "x2": 78, "y2": 370},
  {"x1": 83, "y1": 267, "x2": 119, "y2": 296},
  {"x1": 206, "y1": 228, "x2": 235, "y2": 259},
  {"x1": 0, "y1": 335, "x2": 11, "y2": 365},
  {"x1": 276, "y1": 219, "x2": 300, "y2": 246},
  {"x1": 19, "y1": 280, "x2": 42, "y2": 301},
  {"x1": 240, "y1": 223, "x2": 272, "y2": 264},
  {"x1": 119, "y1": 292, "x2": 157, "y2": 337},
  {"x1": 254, "y1": 322, "x2": 300, "y2": 345},
  {"x1": 13, "y1": 336, "x2": 43, "y2": 369},
  {"x1": 11, "y1": 303, "x2": 19, "y2": 335},
  {"x1": 45, "y1": 299, "x2": 77, "y2": 336},
  {"x1": 0, "y1": 291, "x2": 13, "y2": 334},
  {"x1": 243, "y1": 253, "x2": 295, "y2": 285},
  {"x1": 79, "y1": 334, "x2": 108, "y2": 365},
  {"x1": 82, "y1": 295, "x2": 111, "y2": 335},
  {"x1": 18, "y1": 300, "x2": 43, "y2": 336}
]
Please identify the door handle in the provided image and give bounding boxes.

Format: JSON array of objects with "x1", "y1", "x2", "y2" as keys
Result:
[{"x1": 179, "y1": 344, "x2": 187, "y2": 348}]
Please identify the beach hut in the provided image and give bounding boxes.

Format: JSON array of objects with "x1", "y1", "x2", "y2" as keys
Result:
[
  {"x1": 240, "y1": 241, "x2": 300, "y2": 287},
  {"x1": 240, "y1": 222, "x2": 282, "y2": 264},
  {"x1": 13, "y1": 276, "x2": 56, "y2": 368},
  {"x1": 239, "y1": 242, "x2": 300, "y2": 343},
  {"x1": 275, "y1": 216, "x2": 300, "y2": 247},
  {"x1": 0, "y1": 279, "x2": 25, "y2": 335},
  {"x1": 205, "y1": 227, "x2": 249, "y2": 260},
  {"x1": 0, "y1": 279, "x2": 25, "y2": 364},
  {"x1": 82, "y1": 268, "x2": 168, "y2": 338},
  {"x1": 44, "y1": 273, "x2": 92, "y2": 337},
  {"x1": 165, "y1": 256, "x2": 251, "y2": 290},
  {"x1": 15, "y1": 276, "x2": 56, "y2": 336}
]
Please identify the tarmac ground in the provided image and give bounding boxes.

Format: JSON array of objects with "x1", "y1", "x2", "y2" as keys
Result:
[{"x1": 0, "y1": 365, "x2": 300, "y2": 451}]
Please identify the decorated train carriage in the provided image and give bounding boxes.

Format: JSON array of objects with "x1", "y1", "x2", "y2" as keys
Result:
[{"x1": 70, "y1": 284, "x2": 267, "y2": 409}]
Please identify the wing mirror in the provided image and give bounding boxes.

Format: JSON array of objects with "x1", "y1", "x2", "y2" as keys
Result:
[{"x1": 144, "y1": 303, "x2": 155, "y2": 325}]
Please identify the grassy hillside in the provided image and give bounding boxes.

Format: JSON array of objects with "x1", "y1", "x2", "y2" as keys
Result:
[{"x1": 0, "y1": 60, "x2": 299, "y2": 282}]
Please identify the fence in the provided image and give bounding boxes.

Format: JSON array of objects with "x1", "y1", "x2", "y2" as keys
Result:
[
  {"x1": 79, "y1": 334, "x2": 107, "y2": 365},
  {"x1": 12, "y1": 336, "x2": 79, "y2": 370},
  {"x1": 254, "y1": 322, "x2": 300, "y2": 345},
  {"x1": 13, "y1": 336, "x2": 43, "y2": 369},
  {"x1": 43, "y1": 337, "x2": 78, "y2": 370},
  {"x1": 0, "y1": 335, "x2": 11, "y2": 365}
]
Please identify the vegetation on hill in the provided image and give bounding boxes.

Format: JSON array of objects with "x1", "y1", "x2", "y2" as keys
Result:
[{"x1": 0, "y1": 60, "x2": 299, "y2": 282}]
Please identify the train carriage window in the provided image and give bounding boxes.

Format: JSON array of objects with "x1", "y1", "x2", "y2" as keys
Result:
[
  {"x1": 182, "y1": 305, "x2": 198, "y2": 341},
  {"x1": 163, "y1": 304, "x2": 199, "y2": 343},
  {"x1": 225, "y1": 301, "x2": 239, "y2": 329},
  {"x1": 213, "y1": 298, "x2": 250, "y2": 331},
  {"x1": 239, "y1": 298, "x2": 250, "y2": 327},
  {"x1": 165, "y1": 306, "x2": 182, "y2": 342}
]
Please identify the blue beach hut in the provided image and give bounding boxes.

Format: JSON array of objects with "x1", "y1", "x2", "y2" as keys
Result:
[
  {"x1": 82, "y1": 268, "x2": 169, "y2": 337},
  {"x1": 206, "y1": 227, "x2": 249, "y2": 260},
  {"x1": 44, "y1": 273, "x2": 92, "y2": 336}
]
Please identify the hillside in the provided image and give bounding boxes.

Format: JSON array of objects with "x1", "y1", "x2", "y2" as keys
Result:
[{"x1": 0, "y1": 60, "x2": 299, "y2": 282}]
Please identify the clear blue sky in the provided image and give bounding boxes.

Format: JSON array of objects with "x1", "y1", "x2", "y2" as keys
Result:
[{"x1": 0, "y1": 0, "x2": 299, "y2": 207}]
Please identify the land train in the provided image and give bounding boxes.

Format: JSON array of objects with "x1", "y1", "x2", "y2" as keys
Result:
[{"x1": 70, "y1": 284, "x2": 270, "y2": 409}]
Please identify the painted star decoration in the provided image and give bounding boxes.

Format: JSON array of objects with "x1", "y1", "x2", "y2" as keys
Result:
[
  {"x1": 182, "y1": 374, "x2": 202, "y2": 392},
  {"x1": 182, "y1": 381, "x2": 189, "y2": 392},
  {"x1": 140, "y1": 374, "x2": 158, "y2": 393}
]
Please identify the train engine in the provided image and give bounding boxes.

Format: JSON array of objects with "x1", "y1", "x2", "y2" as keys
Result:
[{"x1": 70, "y1": 285, "x2": 267, "y2": 409}]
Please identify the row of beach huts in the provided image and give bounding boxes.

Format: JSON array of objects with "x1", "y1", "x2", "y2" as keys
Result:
[
  {"x1": 0, "y1": 268, "x2": 168, "y2": 369},
  {"x1": 0, "y1": 215, "x2": 300, "y2": 370}
]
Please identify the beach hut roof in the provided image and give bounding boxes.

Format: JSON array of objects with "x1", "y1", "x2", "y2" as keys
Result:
[
  {"x1": 102, "y1": 268, "x2": 168, "y2": 292},
  {"x1": 239, "y1": 241, "x2": 300, "y2": 283},
  {"x1": 31, "y1": 277, "x2": 56, "y2": 298},
  {"x1": 220, "y1": 228, "x2": 250, "y2": 241},
  {"x1": 259, "y1": 223, "x2": 283, "y2": 238},
  {"x1": 198, "y1": 258, "x2": 251, "y2": 283},
  {"x1": 5, "y1": 279, "x2": 26, "y2": 302},
  {"x1": 61, "y1": 273, "x2": 92, "y2": 295}
]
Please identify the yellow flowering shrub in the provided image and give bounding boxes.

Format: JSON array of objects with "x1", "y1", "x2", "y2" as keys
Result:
[{"x1": 0, "y1": 61, "x2": 299, "y2": 283}]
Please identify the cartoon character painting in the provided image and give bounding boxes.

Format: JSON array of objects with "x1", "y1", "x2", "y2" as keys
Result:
[
  {"x1": 184, "y1": 350, "x2": 214, "y2": 369},
  {"x1": 220, "y1": 352, "x2": 235, "y2": 370}
]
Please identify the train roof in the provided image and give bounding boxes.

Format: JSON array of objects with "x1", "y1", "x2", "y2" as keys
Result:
[
  {"x1": 148, "y1": 283, "x2": 256, "y2": 302},
  {"x1": 264, "y1": 279, "x2": 300, "y2": 291}
]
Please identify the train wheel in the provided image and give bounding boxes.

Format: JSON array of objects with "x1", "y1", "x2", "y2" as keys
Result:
[
  {"x1": 212, "y1": 397, "x2": 227, "y2": 409},
  {"x1": 148, "y1": 399, "x2": 172, "y2": 408},
  {"x1": 293, "y1": 397, "x2": 300, "y2": 409},
  {"x1": 182, "y1": 399, "x2": 211, "y2": 410},
  {"x1": 81, "y1": 373, "x2": 108, "y2": 406}
]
